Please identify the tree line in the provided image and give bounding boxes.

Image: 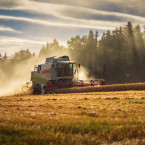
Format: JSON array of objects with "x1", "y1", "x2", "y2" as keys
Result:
[{"x1": 1, "y1": 22, "x2": 145, "y2": 84}]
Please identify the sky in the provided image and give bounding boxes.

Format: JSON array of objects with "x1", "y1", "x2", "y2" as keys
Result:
[{"x1": 0, "y1": 0, "x2": 145, "y2": 56}]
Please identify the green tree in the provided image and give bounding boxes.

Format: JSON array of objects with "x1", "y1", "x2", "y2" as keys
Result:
[
  {"x1": 39, "y1": 40, "x2": 65, "y2": 59},
  {"x1": 67, "y1": 35, "x2": 87, "y2": 63},
  {"x1": 3, "y1": 53, "x2": 8, "y2": 63},
  {"x1": 0, "y1": 53, "x2": 2, "y2": 63},
  {"x1": 12, "y1": 49, "x2": 32, "y2": 62}
]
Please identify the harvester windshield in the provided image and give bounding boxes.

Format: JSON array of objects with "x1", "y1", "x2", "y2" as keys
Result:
[{"x1": 57, "y1": 63, "x2": 73, "y2": 77}]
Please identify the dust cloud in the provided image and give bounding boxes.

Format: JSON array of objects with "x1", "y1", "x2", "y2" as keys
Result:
[
  {"x1": 0, "y1": 48, "x2": 91, "y2": 96},
  {"x1": 0, "y1": 57, "x2": 37, "y2": 96},
  {"x1": 78, "y1": 66, "x2": 94, "y2": 81}
]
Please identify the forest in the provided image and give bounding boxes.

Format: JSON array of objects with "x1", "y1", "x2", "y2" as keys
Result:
[{"x1": 1, "y1": 22, "x2": 145, "y2": 84}]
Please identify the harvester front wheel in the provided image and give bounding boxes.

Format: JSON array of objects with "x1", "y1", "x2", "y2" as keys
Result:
[{"x1": 33, "y1": 84, "x2": 41, "y2": 95}]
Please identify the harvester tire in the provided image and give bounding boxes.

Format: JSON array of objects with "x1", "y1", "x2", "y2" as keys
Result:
[{"x1": 33, "y1": 84, "x2": 41, "y2": 95}]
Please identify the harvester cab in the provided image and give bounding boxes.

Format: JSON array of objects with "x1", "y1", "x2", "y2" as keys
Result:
[{"x1": 31, "y1": 56, "x2": 105, "y2": 94}]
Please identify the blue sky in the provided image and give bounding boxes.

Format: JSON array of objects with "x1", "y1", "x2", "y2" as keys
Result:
[{"x1": 0, "y1": 0, "x2": 145, "y2": 56}]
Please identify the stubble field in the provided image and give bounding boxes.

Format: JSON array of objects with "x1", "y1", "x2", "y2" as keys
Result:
[{"x1": 0, "y1": 91, "x2": 145, "y2": 145}]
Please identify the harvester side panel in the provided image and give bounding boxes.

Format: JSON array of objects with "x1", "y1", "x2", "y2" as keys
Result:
[{"x1": 31, "y1": 70, "x2": 51, "y2": 85}]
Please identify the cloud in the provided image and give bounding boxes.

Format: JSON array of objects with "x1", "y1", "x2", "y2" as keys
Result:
[
  {"x1": 1, "y1": 0, "x2": 145, "y2": 30},
  {"x1": 30, "y1": 0, "x2": 145, "y2": 16},
  {"x1": 1, "y1": 0, "x2": 145, "y2": 19},
  {"x1": 0, "y1": 36, "x2": 45, "y2": 56},
  {"x1": 1, "y1": 9, "x2": 145, "y2": 31},
  {"x1": 59, "y1": 6, "x2": 145, "y2": 24},
  {"x1": 0, "y1": 15, "x2": 123, "y2": 30},
  {"x1": 0, "y1": 35, "x2": 67, "y2": 56},
  {"x1": 0, "y1": 0, "x2": 20, "y2": 8},
  {"x1": 0, "y1": 26, "x2": 22, "y2": 33},
  {"x1": 0, "y1": 36, "x2": 44, "y2": 44}
]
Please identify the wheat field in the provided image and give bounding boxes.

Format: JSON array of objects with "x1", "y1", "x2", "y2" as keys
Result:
[
  {"x1": 0, "y1": 90, "x2": 145, "y2": 145},
  {"x1": 55, "y1": 83, "x2": 145, "y2": 94}
]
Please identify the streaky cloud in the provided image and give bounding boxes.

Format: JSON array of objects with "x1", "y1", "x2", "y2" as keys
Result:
[
  {"x1": 1, "y1": 0, "x2": 145, "y2": 29},
  {"x1": 0, "y1": 36, "x2": 45, "y2": 56},
  {"x1": 0, "y1": 36, "x2": 44, "y2": 44},
  {"x1": 0, "y1": 26, "x2": 22, "y2": 33},
  {"x1": 30, "y1": 0, "x2": 145, "y2": 16},
  {"x1": 0, "y1": 15, "x2": 122, "y2": 30},
  {"x1": 1, "y1": 0, "x2": 145, "y2": 28}
]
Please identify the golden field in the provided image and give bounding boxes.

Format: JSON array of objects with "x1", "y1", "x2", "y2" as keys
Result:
[
  {"x1": 55, "y1": 83, "x2": 145, "y2": 94},
  {"x1": 0, "y1": 91, "x2": 145, "y2": 145}
]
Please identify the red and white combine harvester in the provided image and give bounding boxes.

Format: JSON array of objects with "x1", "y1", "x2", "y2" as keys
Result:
[{"x1": 31, "y1": 56, "x2": 105, "y2": 94}]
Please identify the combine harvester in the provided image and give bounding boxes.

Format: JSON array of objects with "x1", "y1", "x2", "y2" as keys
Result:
[{"x1": 31, "y1": 56, "x2": 105, "y2": 94}]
